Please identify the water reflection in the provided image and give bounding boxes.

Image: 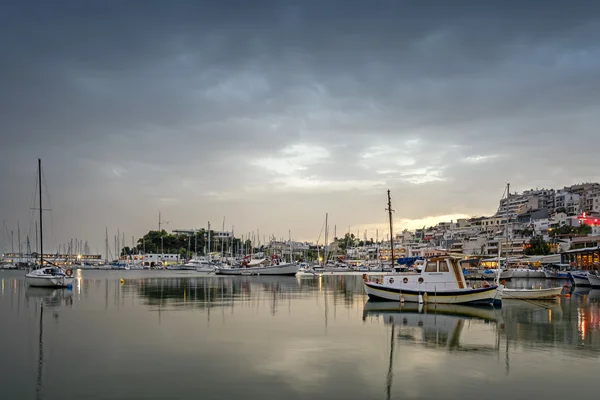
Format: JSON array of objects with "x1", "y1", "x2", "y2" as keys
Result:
[
  {"x1": 23, "y1": 287, "x2": 73, "y2": 400},
  {"x1": 363, "y1": 302, "x2": 501, "y2": 352},
  {"x1": 1, "y1": 271, "x2": 600, "y2": 399}
]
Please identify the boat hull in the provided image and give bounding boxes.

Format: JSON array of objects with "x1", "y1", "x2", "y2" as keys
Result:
[
  {"x1": 544, "y1": 270, "x2": 570, "y2": 279},
  {"x1": 570, "y1": 273, "x2": 591, "y2": 286},
  {"x1": 502, "y1": 286, "x2": 563, "y2": 300},
  {"x1": 26, "y1": 275, "x2": 74, "y2": 288},
  {"x1": 195, "y1": 267, "x2": 215, "y2": 273},
  {"x1": 363, "y1": 281, "x2": 501, "y2": 306},
  {"x1": 215, "y1": 263, "x2": 300, "y2": 276},
  {"x1": 588, "y1": 275, "x2": 600, "y2": 288},
  {"x1": 511, "y1": 269, "x2": 545, "y2": 278}
]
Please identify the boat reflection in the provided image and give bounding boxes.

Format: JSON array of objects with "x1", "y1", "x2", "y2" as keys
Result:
[
  {"x1": 25, "y1": 287, "x2": 73, "y2": 400},
  {"x1": 363, "y1": 301, "x2": 501, "y2": 352},
  {"x1": 26, "y1": 287, "x2": 74, "y2": 309},
  {"x1": 363, "y1": 301, "x2": 502, "y2": 399}
]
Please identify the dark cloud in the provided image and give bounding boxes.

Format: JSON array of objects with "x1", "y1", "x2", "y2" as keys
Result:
[{"x1": 1, "y1": 1, "x2": 600, "y2": 249}]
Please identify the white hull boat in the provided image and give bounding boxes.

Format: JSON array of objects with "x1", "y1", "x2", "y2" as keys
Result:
[
  {"x1": 510, "y1": 268, "x2": 546, "y2": 278},
  {"x1": 587, "y1": 274, "x2": 600, "y2": 288},
  {"x1": 501, "y1": 286, "x2": 563, "y2": 300},
  {"x1": 25, "y1": 159, "x2": 74, "y2": 289},
  {"x1": 482, "y1": 269, "x2": 514, "y2": 280},
  {"x1": 569, "y1": 272, "x2": 591, "y2": 286},
  {"x1": 215, "y1": 262, "x2": 299, "y2": 276},
  {"x1": 26, "y1": 267, "x2": 74, "y2": 288},
  {"x1": 363, "y1": 256, "x2": 502, "y2": 306},
  {"x1": 195, "y1": 266, "x2": 215, "y2": 273},
  {"x1": 543, "y1": 270, "x2": 570, "y2": 279},
  {"x1": 314, "y1": 266, "x2": 352, "y2": 273}
]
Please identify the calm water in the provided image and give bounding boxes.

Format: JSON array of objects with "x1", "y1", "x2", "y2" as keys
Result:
[{"x1": 1, "y1": 270, "x2": 599, "y2": 400}]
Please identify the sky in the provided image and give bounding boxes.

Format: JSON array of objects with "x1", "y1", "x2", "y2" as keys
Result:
[{"x1": 2, "y1": 0, "x2": 600, "y2": 253}]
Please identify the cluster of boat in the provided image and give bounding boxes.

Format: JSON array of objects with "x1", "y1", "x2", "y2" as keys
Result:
[{"x1": 361, "y1": 256, "x2": 569, "y2": 305}]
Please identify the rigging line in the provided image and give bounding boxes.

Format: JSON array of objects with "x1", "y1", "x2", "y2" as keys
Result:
[
  {"x1": 28, "y1": 166, "x2": 39, "y2": 242},
  {"x1": 40, "y1": 167, "x2": 58, "y2": 252},
  {"x1": 316, "y1": 216, "x2": 326, "y2": 244}
]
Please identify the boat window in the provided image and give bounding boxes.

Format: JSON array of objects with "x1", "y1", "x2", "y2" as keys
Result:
[
  {"x1": 438, "y1": 260, "x2": 450, "y2": 272},
  {"x1": 424, "y1": 261, "x2": 437, "y2": 272}
]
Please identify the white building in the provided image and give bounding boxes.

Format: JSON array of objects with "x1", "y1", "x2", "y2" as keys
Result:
[{"x1": 555, "y1": 189, "x2": 581, "y2": 215}]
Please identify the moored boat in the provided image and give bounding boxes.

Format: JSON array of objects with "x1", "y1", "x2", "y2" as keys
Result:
[
  {"x1": 587, "y1": 274, "x2": 600, "y2": 288},
  {"x1": 26, "y1": 266, "x2": 74, "y2": 288},
  {"x1": 362, "y1": 256, "x2": 502, "y2": 306},
  {"x1": 501, "y1": 286, "x2": 563, "y2": 300},
  {"x1": 543, "y1": 269, "x2": 570, "y2": 279},
  {"x1": 510, "y1": 268, "x2": 546, "y2": 278},
  {"x1": 25, "y1": 159, "x2": 74, "y2": 289},
  {"x1": 569, "y1": 271, "x2": 592, "y2": 286},
  {"x1": 215, "y1": 255, "x2": 299, "y2": 276}
]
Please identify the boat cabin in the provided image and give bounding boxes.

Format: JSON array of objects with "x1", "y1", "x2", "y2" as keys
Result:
[
  {"x1": 381, "y1": 257, "x2": 468, "y2": 290},
  {"x1": 33, "y1": 267, "x2": 65, "y2": 276}
]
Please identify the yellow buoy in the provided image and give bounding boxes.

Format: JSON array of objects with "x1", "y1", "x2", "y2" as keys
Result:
[{"x1": 120, "y1": 279, "x2": 124, "y2": 284}]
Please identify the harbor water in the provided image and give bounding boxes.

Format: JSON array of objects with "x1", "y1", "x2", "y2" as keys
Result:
[{"x1": 1, "y1": 270, "x2": 599, "y2": 399}]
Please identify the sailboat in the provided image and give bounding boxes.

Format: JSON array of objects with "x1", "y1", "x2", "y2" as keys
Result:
[{"x1": 25, "y1": 159, "x2": 74, "y2": 288}]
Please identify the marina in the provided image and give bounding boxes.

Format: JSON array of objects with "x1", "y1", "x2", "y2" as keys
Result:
[{"x1": 2, "y1": 3, "x2": 600, "y2": 399}]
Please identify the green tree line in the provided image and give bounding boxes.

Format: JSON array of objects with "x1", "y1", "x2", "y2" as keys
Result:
[{"x1": 120, "y1": 230, "x2": 251, "y2": 259}]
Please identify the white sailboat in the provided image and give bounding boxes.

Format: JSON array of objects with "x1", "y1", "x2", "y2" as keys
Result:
[{"x1": 26, "y1": 159, "x2": 74, "y2": 288}]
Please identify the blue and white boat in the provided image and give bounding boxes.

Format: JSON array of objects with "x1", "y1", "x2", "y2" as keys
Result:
[{"x1": 569, "y1": 271, "x2": 592, "y2": 286}]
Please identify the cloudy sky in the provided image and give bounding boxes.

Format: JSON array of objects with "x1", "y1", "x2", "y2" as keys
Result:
[{"x1": 2, "y1": 0, "x2": 600, "y2": 252}]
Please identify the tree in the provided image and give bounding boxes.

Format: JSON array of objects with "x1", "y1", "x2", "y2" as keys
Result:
[
  {"x1": 550, "y1": 224, "x2": 593, "y2": 237},
  {"x1": 577, "y1": 224, "x2": 592, "y2": 235},
  {"x1": 524, "y1": 236, "x2": 551, "y2": 255},
  {"x1": 335, "y1": 233, "x2": 357, "y2": 250}
]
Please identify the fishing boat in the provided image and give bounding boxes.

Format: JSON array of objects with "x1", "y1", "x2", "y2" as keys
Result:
[
  {"x1": 25, "y1": 159, "x2": 74, "y2": 288},
  {"x1": 363, "y1": 191, "x2": 501, "y2": 306},
  {"x1": 501, "y1": 286, "x2": 563, "y2": 300},
  {"x1": 363, "y1": 256, "x2": 502, "y2": 305}
]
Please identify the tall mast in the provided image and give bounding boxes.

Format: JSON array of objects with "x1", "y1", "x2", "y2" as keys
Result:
[
  {"x1": 105, "y1": 227, "x2": 109, "y2": 263},
  {"x1": 207, "y1": 221, "x2": 211, "y2": 258},
  {"x1": 324, "y1": 213, "x2": 328, "y2": 266},
  {"x1": 38, "y1": 158, "x2": 43, "y2": 267},
  {"x1": 386, "y1": 190, "x2": 395, "y2": 271},
  {"x1": 17, "y1": 222, "x2": 21, "y2": 262},
  {"x1": 505, "y1": 182, "x2": 510, "y2": 270}
]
